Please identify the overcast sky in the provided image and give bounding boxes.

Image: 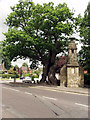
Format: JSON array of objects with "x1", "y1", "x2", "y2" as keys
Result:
[{"x1": 0, "y1": 0, "x2": 89, "y2": 67}]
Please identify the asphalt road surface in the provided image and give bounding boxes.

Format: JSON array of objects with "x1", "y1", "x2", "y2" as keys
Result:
[{"x1": 2, "y1": 83, "x2": 89, "y2": 118}]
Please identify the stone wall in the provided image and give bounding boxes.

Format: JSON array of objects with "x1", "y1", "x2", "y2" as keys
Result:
[
  {"x1": 67, "y1": 67, "x2": 79, "y2": 87},
  {"x1": 59, "y1": 63, "x2": 84, "y2": 87},
  {"x1": 78, "y1": 65, "x2": 84, "y2": 87},
  {"x1": 60, "y1": 64, "x2": 67, "y2": 87}
]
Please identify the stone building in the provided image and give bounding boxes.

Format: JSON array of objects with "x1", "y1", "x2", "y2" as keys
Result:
[{"x1": 60, "y1": 39, "x2": 84, "y2": 87}]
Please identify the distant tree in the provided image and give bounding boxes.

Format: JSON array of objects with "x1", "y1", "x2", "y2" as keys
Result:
[
  {"x1": 78, "y1": 2, "x2": 90, "y2": 75},
  {"x1": 22, "y1": 62, "x2": 28, "y2": 68},
  {"x1": 0, "y1": 41, "x2": 3, "y2": 64},
  {"x1": 0, "y1": 41, "x2": 11, "y2": 70},
  {"x1": 3, "y1": 0, "x2": 79, "y2": 85},
  {"x1": 15, "y1": 65, "x2": 19, "y2": 69},
  {"x1": 8, "y1": 67, "x2": 17, "y2": 74}
]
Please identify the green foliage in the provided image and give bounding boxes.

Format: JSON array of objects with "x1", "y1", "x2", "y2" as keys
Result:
[
  {"x1": 7, "y1": 68, "x2": 19, "y2": 78},
  {"x1": 2, "y1": 74, "x2": 19, "y2": 78},
  {"x1": 22, "y1": 73, "x2": 38, "y2": 81},
  {"x1": 34, "y1": 71, "x2": 40, "y2": 77},
  {"x1": 2, "y1": 74, "x2": 8, "y2": 78},
  {"x1": 3, "y1": 58, "x2": 11, "y2": 70},
  {"x1": 22, "y1": 62, "x2": 28, "y2": 68},
  {"x1": 2, "y1": 0, "x2": 80, "y2": 85},
  {"x1": 30, "y1": 74, "x2": 38, "y2": 81},
  {"x1": 23, "y1": 73, "x2": 30, "y2": 77},
  {"x1": 8, "y1": 68, "x2": 17, "y2": 74},
  {"x1": 0, "y1": 41, "x2": 3, "y2": 64},
  {"x1": 15, "y1": 65, "x2": 18, "y2": 69},
  {"x1": 78, "y1": 2, "x2": 90, "y2": 75},
  {"x1": 1, "y1": 71, "x2": 5, "y2": 74},
  {"x1": 0, "y1": 41, "x2": 11, "y2": 70},
  {"x1": 2, "y1": 0, "x2": 77, "y2": 66}
]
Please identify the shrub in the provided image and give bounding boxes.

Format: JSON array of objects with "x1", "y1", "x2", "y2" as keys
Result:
[
  {"x1": 23, "y1": 74, "x2": 30, "y2": 77},
  {"x1": 31, "y1": 74, "x2": 38, "y2": 81},
  {"x1": 2, "y1": 74, "x2": 19, "y2": 78},
  {"x1": 2, "y1": 74, "x2": 8, "y2": 78}
]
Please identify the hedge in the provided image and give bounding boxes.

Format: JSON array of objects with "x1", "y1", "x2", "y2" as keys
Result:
[
  {"x1": 2, "y1": 74, "x2": 19, "y2": 78},
  {"x1": 23, "y1": 74, "x2": 38, "y2": 81},
  {"x1": 31, "y1": 74, "x2": 38, "y2": 81}
]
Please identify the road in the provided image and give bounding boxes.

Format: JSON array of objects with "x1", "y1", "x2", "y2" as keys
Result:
[{"x1": 1, "y1": 83, "x2": 89, "y2": 118}]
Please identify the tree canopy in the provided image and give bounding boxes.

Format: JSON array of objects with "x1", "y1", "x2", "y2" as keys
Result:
[
  {"x1": 3, "y1": 0, "x2": 79, "y2": 84},
  {"x1": 78, "y1": 2, "x2": 90, "y2": 74},
  {"x1": 0, "y1": 41, "x2": 3, "y2": 64}
]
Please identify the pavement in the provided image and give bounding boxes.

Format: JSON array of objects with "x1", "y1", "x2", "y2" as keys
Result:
[
  {"x1": 1, "y1": 79, "x2": 89, "y2": 96},
  {"x1": 29, "y1": 85, "x2": 89, "y2": 95}
]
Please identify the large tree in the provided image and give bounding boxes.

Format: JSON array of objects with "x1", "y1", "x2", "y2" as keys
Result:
[
  {"x1": 3, "y1": 0, "x2": 78, "y2": 85},
  {"x1": 0, "y1": 41, "x2": 2, "y2": 64},
  {"x1": 0, "y1": 41, "x2": 11, "y2": 70},
  {"x1": 78, "y1": 2, "x2": 90, "y2": 75}
]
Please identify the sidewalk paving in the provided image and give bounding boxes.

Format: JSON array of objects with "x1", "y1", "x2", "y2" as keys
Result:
[{"x1": 33, "y1": 85, "x2": 89, "y2": 95}]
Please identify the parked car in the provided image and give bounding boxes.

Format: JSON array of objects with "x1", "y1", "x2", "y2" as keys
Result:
[
  {"x1": 20, "y1": 76, "x2": 25, "y2": 79},
  {"x1": 34, "y1": 78, "x2": 39, "y2": 83},
  {"x1": 22, "y1": 76, "x2": 32, "y2": 83}
]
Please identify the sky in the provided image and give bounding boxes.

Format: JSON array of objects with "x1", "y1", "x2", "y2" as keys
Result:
[{"x1": 0, "y1": 0, "x2": 89, "y2": 67}]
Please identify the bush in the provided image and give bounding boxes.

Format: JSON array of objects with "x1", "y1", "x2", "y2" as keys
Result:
[
  {"x1": 22, "y1": 73, "x2": 38, "y2": 81},
  {"x1": 0, "y1": 74, "x2": 1, "y2": 77},
  {"x1": 23, "y1": 74, "x2": 30, "y2": 77},
  {"x1": 1, "y1": 71, "x2": 5, "y2": 74},
  {"x1": 2, "y1": 74, "x2": 8, "y2": 78},
  {"x1": 2, "y1": 74, "x2": 19, "y2": 78},
  {"x1": 16, "y1": 74, "x2": 19, "y2": 78},
  {"x1": 31, "y1": 74, "x2": 38, "y2": 81}
]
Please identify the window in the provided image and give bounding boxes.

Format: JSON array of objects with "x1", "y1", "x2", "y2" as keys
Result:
[{"x1": 72, "y1": 49, "x2": 74, "y2": 53}]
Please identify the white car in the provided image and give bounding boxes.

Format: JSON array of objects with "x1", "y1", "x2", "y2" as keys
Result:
[
  {"x1": 34, "y1": 78, "x2": 39, "y2": 83},
  {"x1": 22, "y1": 76, "x2": 32, "y2": 83}
]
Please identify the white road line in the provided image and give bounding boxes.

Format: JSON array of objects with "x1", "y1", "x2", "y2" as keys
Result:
[
  {"x1": 31, "y1": 87, "x2": 88, "y2": 96},
  {"x1": 3, "y1": 87, "x2": 20, "y2": 92},
  {"x1": 3, "y1": 87, "x2": 33, "y2": 95},
  {"x1": 24, "y1": 92, "x2": 32, "y2": 95},
  {"x1": 11, "y1": 89, "x2": 20, "y2": 92},
  {"x1": 3, "y1": 87, "x2": 10, "y2": 89},
  {"x1": 43, "y1": 96, "x2": 57, "y2": 101},
  {"x1": 75, "y1": 103, "x2": 90, "y2": 108}
]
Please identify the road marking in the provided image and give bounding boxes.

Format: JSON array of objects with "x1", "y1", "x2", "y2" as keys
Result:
[
  {"x1": 75, "y1": 103, "x2": 90, "y2": 108},
  {"x1": 24, "y1": 92, "x2": 32, "y2": 95},
  {"x1": 30, "y1": 86, "x2": 88, "y2": 96},
  {"x1": 43, "y1": 96, "x2": 57, "y2": 101},
  {"x1": 3, "y1": 87, "x2": 20, "y2": 92},
  {"x1": 11, "y1": 89, "x2": 20, "y2": 92},
  {"x1": 3, "y1": 87, "x2": 33, "y2": 95}
]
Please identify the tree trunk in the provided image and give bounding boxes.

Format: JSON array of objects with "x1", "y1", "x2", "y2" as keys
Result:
[
  {"x1": 40, "y1": 64, "x2": 48, "y2": 83},
  {"x1": 48, "y1": 61, "x2": 58, "y2": 85},
  {"x1": 40, "y1": 51, "x2": 58, "y2": 85}
]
